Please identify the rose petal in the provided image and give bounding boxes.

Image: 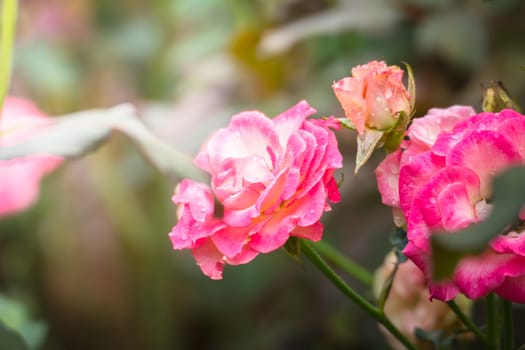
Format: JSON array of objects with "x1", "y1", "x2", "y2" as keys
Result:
[
  {"x1": 495, "y1": 117, "x2": 525, "y2": 159},
  {"x1": 211, "y1": 225, "x2": 250, "y2": 258},
  {"x1": 408, "y1": 105, "x2": 475, "y2": 149},
  {"x1": 491, "y1": 232, "x2": 525, "y2": 256},
  {"x1": 226, "y1": 246, "x2": 259, "y2": 265},
  {"x1": 399, "y1": 151, "x2": 445, "y2": 215},
  {"x1": 410, "y1": 166, "x2": 480, "y2": 230},
  {"x1": 273, "y1": 100, "x2": 315, "y2": 148},
  {"x1": 291, "y1": 221, "x2": 324, "y2": 241},
  {"x1": 195, "y1": 111, "x2": 280, "y2": 174},
  {"x1": 402, "y1": 241, "x2": 459, "y2": 301},
  {"x1": 446, "y1": 130, "x2": 521, "y2": 198},
  {"x1": 249, "y1": 211, "x2": 294, "y2": 253},
  {"x1": 375, "y1": 149, "x2": 402, "y2": 207},
  {"x1": 437, "y1": 182, "x2": 477, "y2": 231},
  {"x1": 191, "y1": 239, "x2": 225, "y2": 280},
  {"x1": 495, "y1": 275, "x2": 525, "y2": 303},
  {"x1": 332, "y1": 77, "x2": 367, "y2": 134},
  {"x1": 454, "y1": 252, "x2": 525, "y2": 300}
]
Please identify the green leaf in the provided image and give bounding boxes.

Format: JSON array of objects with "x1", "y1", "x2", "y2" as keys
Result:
[
  {"x1": 384, "y1": 110, "x2": 410, "y2": 153},
  {"x1": 0, "y1": 0, "x2": 18, "y2": 117},
  {"x1": 377, "y1": 262, "x2": 397, "y2": 311},
  {"x1": 414, "y1": 328, "x2": 454, "y2": 350},
  {"x1": 355, "y1": 129, "x2": 384, "y2": 174},
  {"x1": 432, "y1": 165, "x2": 525, "y2": 280},
  {"x1": 482, "y1": 81, "x2": 522, "y2": 113},
  {"x1": 0, "y1": 295, "x2": 45, "y2": 350},
  {"x1": 403, "y1": 61, "x2": 416, "y2": 116},
  {"x1": 377, "y1": 229, "x2": 409, "y2": 311},
  {"x1": 389, "y1": 227, "x2": 408, "y2": 263},
  {"x1": 336, "y1": 172, "x2": 345, "y2": 188},
  {"x1": 0, "y1": 104, "x2": 206, "y2": 182},
  {"x1": 0, "y1": 322, "x2": 28, "y2": 350},
  {"x1": 335, "y1": 117, "x2": 356, "y2": 130},
  {"x1": 283, "y1": 237, "x2": 301, "y2": 261}
]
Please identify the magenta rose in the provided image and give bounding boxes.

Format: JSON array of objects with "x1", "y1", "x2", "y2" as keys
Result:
[
  {"x1": 0, "y1": 96, "x2": 62, "y2": 217},
  {"x1": 376, "y1": 106, "x2": 525, "y2": 302},
  {"x1": 169, "y1": 101, "x2": 343, "y2": 279},
  {"x1": 332, "y1": 60, "x2": 411, "y2": 135}
]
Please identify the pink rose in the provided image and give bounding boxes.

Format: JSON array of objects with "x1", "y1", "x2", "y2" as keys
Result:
[
  {"x1": 170, "y1": 101, "x2": 343, "y2": 279},
  {"x1": 377, "y1": 107, "x2": 525, "y2": 302},
  {"x1": 169, "y1": 179, "x2": 258, "y2": 279},
  {"x1": 375, "y1": 106, "x2": 476, "y2": 226},
  {"x1": 373, "y1": 251, "x2": 471, "y2": 350},
  {"x1": 0, "y1": 96, "x2": 62, "y2": 217},
  {"x1": 332, "y1": 60, "x2": 411, "y2": 135}
]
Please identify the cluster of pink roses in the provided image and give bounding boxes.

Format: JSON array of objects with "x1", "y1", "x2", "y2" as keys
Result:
[
  {"x1": 169, "y1": 101, "x2": 343, "y2": 279},
  {"x1": 5, "y1": 59, "x2": 525, "y2": 347},
  {"x1": 170, "y1": 59, "x2": 413, "y2": 279},
  {"x1": 376, "y1": 106, "x2": 525, "y2": 303},
  {"x1": 328, "y1": 60, "x2": 525, "y2": 305},
  {"x1": 7, "y1": 57, "x2": 518, "y2": 307}
]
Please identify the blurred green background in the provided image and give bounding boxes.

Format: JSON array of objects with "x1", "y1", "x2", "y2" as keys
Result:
[{"x1": 1, "y1": 0, "x2": 525, "y2": 349}]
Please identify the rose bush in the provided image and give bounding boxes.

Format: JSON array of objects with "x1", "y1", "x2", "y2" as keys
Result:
[
  {"x1": 170, "y1": 101, "x2": 343, "y2": 279},
  {"x1": 376, "y1": 107, "x2": 525, "y2": 302},
  {"x1": 0, "y1": 96, "x2": 62, "y2": 217}
]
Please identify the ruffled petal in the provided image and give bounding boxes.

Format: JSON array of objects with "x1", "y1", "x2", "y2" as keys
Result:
[
  {"x1": 191, "y1": 239, "x2": 225, "y2": 280},
  {"x1": 454, "y1": 252, "x2": 525, "y2": 300},
  {"x1": 446, "y1": 130, "x2": 521, "y2": 198},
  {"x1": 375, "y1": 150, "x2": 402, "y2": 207}
]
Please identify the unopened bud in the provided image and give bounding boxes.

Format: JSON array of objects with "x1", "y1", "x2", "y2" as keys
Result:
[{"x1": 482, "y1": 81, "x2": 522, "y2": 113}]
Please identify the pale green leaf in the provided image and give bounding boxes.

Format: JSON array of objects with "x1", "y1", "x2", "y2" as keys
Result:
[
  {"x1": 482, "y1": 81, "x2": 522, "y2": 113},
  {"x1": 355, "y1": 129, "x2": 384, "y2": 174},
  {"x1": 336, "y1": 117, "x2": 356, "y2": 130},
  {"x1": 0, "y1": 104, "x2": 206, "y2": 182},
  {"x1": 377, "y1": 263, "x2": 397, "y2": 312},
  {"x1": 283, "y1": 237, "x2": 301, "y2": 261},
  {"x1": 0, "y1": 295, "x2": 45, "y2": 350},
  {"x1": 0, "y1": 322, "x2": 27, "y2": 350},
  {"x1": 384, "y1": 110, "x2": 410, "y2": 153},
  {"x1": 402, "y1": 62, "x2": 416, "y2": 115}
]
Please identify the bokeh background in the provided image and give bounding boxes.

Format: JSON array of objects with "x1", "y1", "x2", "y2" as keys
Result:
[{"x1": 1, "y1": 0, "x2": 525, "y2": 349}]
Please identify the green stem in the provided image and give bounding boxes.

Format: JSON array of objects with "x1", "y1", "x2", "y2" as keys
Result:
[
  {"x1": 447, "y1": 300, "x2": 487, "y2": 344},
  {"x1": 486, "y1": 293, "x2": 498, "y2": 349},
  {"x1": 0, "y1": 0, "x2": 18, "y2": 116},
  {"x1": 502, "y1": 300, "x2": 513, "y2": 350},
  {"x1": 312, "y1": 240, "x2": 373, "y2": 287},
  {"x1": 300, "y1": 240, "x2": 417, "y2": 350}
]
